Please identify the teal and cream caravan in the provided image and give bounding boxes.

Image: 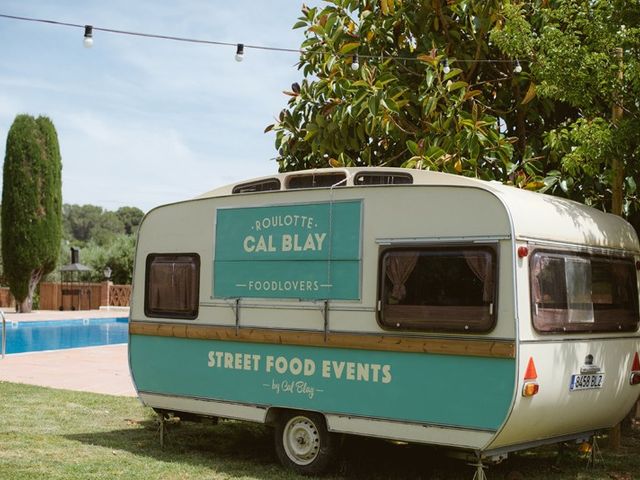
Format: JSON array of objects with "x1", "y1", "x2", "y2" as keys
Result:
[{"x1": 129, "y1": 168, "x2": 640, "y2": 476}]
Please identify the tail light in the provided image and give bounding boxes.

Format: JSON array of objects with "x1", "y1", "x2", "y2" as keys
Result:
[{"x1": 631, "y1": 352, "x2": 640, "y2": 386}]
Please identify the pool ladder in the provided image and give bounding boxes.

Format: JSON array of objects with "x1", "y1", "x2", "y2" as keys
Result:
[{"x1": 1, "y1": 309, "x2": 5, "y2": 359}]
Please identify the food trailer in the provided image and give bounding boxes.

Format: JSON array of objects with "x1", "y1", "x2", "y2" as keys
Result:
[{"x1": 129, "y1": 167, "x2": 640, "y2": 476}]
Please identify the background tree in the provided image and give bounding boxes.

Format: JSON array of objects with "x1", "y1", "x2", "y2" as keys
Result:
[
  {"x1": 115, "y1": 206, "x2": 144, "y2": 235},
  {"x1": 81, "y1": 234, "x2": 136, "y2": 285},
  {"x1": 63, "y1": 204, "x2": 105, "y2": 244},
  {"x1": 1, "y1": 114, "x2": 62, "y2": 312},
  {"x1": 0, "y1": 208, "x2": 4, "y2": 285},
  {"x1": 491, "y1": 0, "x2": 640, "y2": 217},
  {"x1": 43, "y1": 204, "x2": 144, "y2": 285},
  {"x1": 62, "y1": 204, "x2": 143, "y2": 246},
  {"x1": 90, "y1": 211, "x2": 125, "y2": 246}
]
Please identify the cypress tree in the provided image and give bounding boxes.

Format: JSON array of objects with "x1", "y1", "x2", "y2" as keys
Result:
[{"x1": 1, "y1": 114, "x2": 62, "y2": 312}]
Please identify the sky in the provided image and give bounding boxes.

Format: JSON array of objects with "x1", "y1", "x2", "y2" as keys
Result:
[{"x1": 0, "y1": 1, "x2": 314, "y2": 212}]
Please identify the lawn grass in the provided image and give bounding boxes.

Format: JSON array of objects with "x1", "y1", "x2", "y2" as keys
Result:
[{"x1": 0, "y1": 381, "x2": 638, "y2": 479}]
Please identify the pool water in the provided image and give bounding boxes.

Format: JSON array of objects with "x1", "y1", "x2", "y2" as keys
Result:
[{"x1": 3, "y1": 317, "x2": 128, "y2": 354}]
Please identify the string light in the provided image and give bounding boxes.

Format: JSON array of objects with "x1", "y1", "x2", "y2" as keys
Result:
[
  {"x1": 83, "y1": 25, "x2": 93, "y2": 48},
  {"x1": 514, "y1": 59, "x2": 522, "y2": 73},
  {"x1": 235, "y1": 43, "x2": 244, "y2": 62},
  {"x1": 0, "y1": 12, "x2": 529, "y2": 68},
  {"x1": 351, "y1": 54, "x2": 359, "y2": 70}
]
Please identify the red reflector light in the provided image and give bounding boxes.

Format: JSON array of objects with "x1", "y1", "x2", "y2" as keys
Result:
[
  {"x1": 631, "y1": 372, "x2": 640, "y2": 385},
  {"x1": 522, "y1": 357, "x2": 539, "y2": 396},
  {"x1": 632, "y1": 352, "x2": 640, "y2": 371},
  {"x1": 524, "y1": 357, "x2": 538, "y2": 380},
  {"x1": 518, "y1": 246, "x2": 529, "y2": 258}
]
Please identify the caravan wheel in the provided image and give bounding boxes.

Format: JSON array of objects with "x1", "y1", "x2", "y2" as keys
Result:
[{"x1": 274, "y1": 411, "x2": 336, "y2": 475}]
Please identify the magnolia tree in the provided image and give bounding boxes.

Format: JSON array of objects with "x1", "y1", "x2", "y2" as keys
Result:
[
  {"x1": 270, "y1": 0, "x2": 640, "y2": 224},
  {"x1": 270, "y1": 0, "x2": 518, "y2": 182}
]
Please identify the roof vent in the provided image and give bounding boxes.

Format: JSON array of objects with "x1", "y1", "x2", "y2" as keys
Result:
[
  {"x1": 354, "y1": 172, "x2": 413, "y2": 185},
  {"x1": 286, "y1": 172, "x2": 347, "y2": 190},
  {"x1": 232, "y1": 178, "x2": 281, "y2": 194}
]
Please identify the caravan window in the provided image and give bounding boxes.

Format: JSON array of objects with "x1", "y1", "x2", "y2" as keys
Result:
[
  {"x1": 531, "y1": 251, "x2": 639, "y2": 333},
  {"x1": 145, "y1": 254, "x2": 200, "y2": 319},
  {"x1": 378, "y1": 247, "x2": 496, "y2": 333}
]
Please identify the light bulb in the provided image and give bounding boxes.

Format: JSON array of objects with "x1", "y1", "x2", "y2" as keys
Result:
[
  {"x1": 235, "y1": 43, "x2": 244, "y2": 62},
  {"x1": 351, "y1": 54, "x2": 359, "y2": 70},
  {"x1": 83, "y1": 25, "x2": 93, "y2": 48},
  {"x1": 443, "y1": 59, "x2": 450, "y2": 74},
  {"x1": 514, "y1": 59, "x2": 522, "y2": 74}
]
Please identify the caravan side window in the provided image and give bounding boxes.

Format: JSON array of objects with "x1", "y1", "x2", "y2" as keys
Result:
[
  {"x1": 531, "y1": 251, "x2": 639, "y2": 333},
  {"x1": 378, "y1": 247, "x2": 497, "y2": 333},
  {"x1": 145, "y1": 253, "x2": 200, "y2": 319}
]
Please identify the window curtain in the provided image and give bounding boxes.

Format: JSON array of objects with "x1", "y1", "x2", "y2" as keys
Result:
[
  {"x1": 530, "y1": 255, "x2": 548, "y2": 303},
  {"x1": 463, "y1": 251, "x2": 493, "y2": 302},
  {"x1": 611, "y1": 261, "x2": 632, "y2": 303},
  {"x1": 385, "y1": 253, "x2": 419, "y2": 301}
]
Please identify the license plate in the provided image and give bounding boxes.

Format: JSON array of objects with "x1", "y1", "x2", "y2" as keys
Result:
[{"x1": 569, "y1": 373, "x2": 605, "y2": 391}]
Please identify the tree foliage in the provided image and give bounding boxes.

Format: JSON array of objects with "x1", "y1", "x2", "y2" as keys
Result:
[
  {"x1": 492, "y1": 0, "x2": 640, "y2": 216},
  {"x1": 63, "y1": 204, "x2": 105, "y2": 243},
  {"x1": 81, "y1": 234, "x2": 136, "y2": 285},
  {"x1": 51, "y1": 204, "x2": 144, "y2": 285},
  {"x1": 63, "y1": 204, "x2": 143, "y2": 246},
  {"x1": 1, "y1": 114, "x2": 62, "y2": 312},
  {"x1": 116, "y1": 206, "x2": 145, "y2": 235},
  {"x1": 50, "y1": 204, "x2": 144, "y2": 285},
  {"x1": 270, "y1": 0, "x2": 548, "y2": 186},
  {"x1": 271, "y1": 0, "x2": 640, "y2": 223}
]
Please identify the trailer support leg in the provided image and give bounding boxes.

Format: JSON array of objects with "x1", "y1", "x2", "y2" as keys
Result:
[
  {"x1": 157, "y1": 412, "x2": 179, "y2": 449},
  {"x1": 158, "y1": 413, "x2": 167, "y2": 449},
  {"x1": 469, "y1": 457, "x2": 488, "y2": 480},
  {"x1": 158, "y1": 413, "x2": 167, "y2": 450},
  {"x1": 555, "y1": 442, "x2": 566, "y2": 465},
  {"x1": 587, "y1": 435, "x2": 604, "y2": 469}
]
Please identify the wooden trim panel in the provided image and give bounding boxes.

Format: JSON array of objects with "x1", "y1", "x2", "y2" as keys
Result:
[{"x1": 129, "y1": 322, "x2": 515, "y2": 359}]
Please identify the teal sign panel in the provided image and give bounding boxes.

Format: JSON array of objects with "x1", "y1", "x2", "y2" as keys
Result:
[
  {"x1": 130, "y1": 335, "x2": 515, "y2": 431},
  {"x1": 214, "y1": 200, "x2": 362, "y2": 300}
]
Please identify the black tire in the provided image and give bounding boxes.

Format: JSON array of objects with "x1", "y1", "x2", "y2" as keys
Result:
[{"x1": 274, "y1": 411, "x2": 337, "y2": 476}]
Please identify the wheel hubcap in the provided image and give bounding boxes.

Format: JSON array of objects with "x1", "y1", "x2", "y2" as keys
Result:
[{"x1": 282, "y1": 416, "x2": 320, "y2": 465}]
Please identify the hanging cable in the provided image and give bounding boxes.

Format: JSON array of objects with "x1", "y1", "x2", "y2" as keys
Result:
[
  {"x1": 0, "y1": 12, "x2": 528, "y2": 66},
  {"x1": 0, "y1": 13, "x2": 297, "y2": 53}
]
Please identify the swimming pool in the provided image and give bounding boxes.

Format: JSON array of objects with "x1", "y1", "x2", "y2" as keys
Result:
[{"x1": 3, "y1": 317, "x2": 128, "y2": 354}]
